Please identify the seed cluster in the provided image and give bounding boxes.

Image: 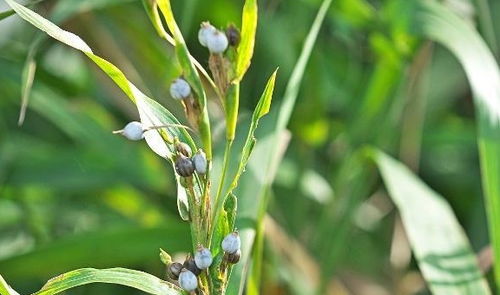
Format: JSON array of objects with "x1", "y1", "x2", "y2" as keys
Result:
[
  {"x1": 114, "y1": 19, "x2": 244, "y2": 294},
  {"x1": 167, "y1": 234, "x2": 241, "y2": 292},
  {"x1": 174, "y1": 146, "x2": 207, "y2": 177}
]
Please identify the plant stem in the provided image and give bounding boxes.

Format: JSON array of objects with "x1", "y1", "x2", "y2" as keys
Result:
[{"x1": 213, "y1": 140, "x2": 232, "y2": 217}]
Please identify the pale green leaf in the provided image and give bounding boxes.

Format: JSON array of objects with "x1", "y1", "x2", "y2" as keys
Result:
[
  {"x1": 373, "y1": 150, "x2": 491, "y2": 295},
  {"x1": 235, "y1": 0, "x2": 257, "y2": 82},
  {"x1": 413, "y1": 0, "x2": 500, "y2": 289},
  {"x1": 32, "y1": 268, "x2": 186, "y2": 295}
]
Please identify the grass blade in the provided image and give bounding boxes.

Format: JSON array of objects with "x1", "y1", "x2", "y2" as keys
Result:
[
  {"x1": 412, "y1": 0, "x2": 500, "y2": 289},
  {"x1": 226, "y1": 0, "x2": 332, "y2": 293},
  {"x1": 32, "y1": 268, "x2": 186, "y2": 295},
  {"x1": 0, "y1": 275, "x2": 20, "y2": 295},
  {"x1": 234, "y1": 0, "x2": 257, "y2": 82},
  {"x1": 373, "y1": 150, "x2": 491, "y2": 294},
  {"x1": 17, "y1": 49, "x2": 36, "y2": 126}
]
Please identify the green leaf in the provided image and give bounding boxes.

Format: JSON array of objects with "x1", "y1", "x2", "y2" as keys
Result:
[
  {"x1": 4, "y1": 0, "x2": 196, "y2": 220},
  {"x1": 0, "y1": 275, "x2": 19, "y2": 295},
  {"x1": 31, "y1": 268, "x2": 186, "y2": 295},
  {"x1": 412, "y1": 0, "x2": 500, "y2": 289},
  {"x1": 212, "y1": 70, "x2": 277, "y2": 233},
  {"x1": 157, "y1": 0, "x2": 212, "y2": 159},
  {"x1": 0, "y1": 9, "x2": 15, "y2": 21},
  {"x1": 253, "y1": 68, "x2": 278, "y2": 121},
  {"x1": 373, "y1": 150, "x2": 491, "y2": 294},
  {"x1": 227, "y1": 0, "x2": 332, "y2": 293},
  {"x1": 235, "y1": 0, "x2": 257, "y2": 82},
  {"x1": 17, "y1": 35, "x2": 41, "y2": 126},
  {"x1": 209, "y1": 69, "x2": 277, "y2": 294},
  {"x1": 0, "y1": 226, "x2": 189, "y2": 279}
]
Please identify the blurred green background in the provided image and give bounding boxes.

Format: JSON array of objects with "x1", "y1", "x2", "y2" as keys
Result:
[{"x1": 1, "y1": 0, "x2": 499, "y2": 294}]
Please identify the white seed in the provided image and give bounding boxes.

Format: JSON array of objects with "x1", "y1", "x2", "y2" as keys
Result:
[
  {"x1": 170, "y1": 78, "x2": 191, "y2": 100},
  {"x1": 194, "y1": 246, "x2": 213, "y2": 269},
  {"x1": 118, "y1": 121, "x2": 144, "y2": 141},
  {"x1": 221, "y1": 232, "x2": 240, "y2": 254},
  {"x1": 198, "y1": 22, "x2": 216, "y2": 47},
  {"x1": 192, "y1": 150, "x2": 207, "y2": 174},
  {"x1": 206, "y1": 30, "x2": 229, "y2": 54},
  {"x1": 178, "y1": 269, "x2": 198, "y2": 292}
]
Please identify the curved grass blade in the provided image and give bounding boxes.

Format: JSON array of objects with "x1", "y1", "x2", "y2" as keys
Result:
[
  {"x1": 17, "y1": 46, "x2": 36, "y2": 126},
  {"x1": 234, "y1": 0, "x2": 257, "y2": 82},
  {"x1": 0, "y1": 0, "x2": 43, "y2": 21},
  {"x1": 4, "y1": 0, "x2": 195, "y2": 219},
  {"x1": 226, "y1": 0, "x2": 332, "y2": 293},
  {"x1": 372, "y1": 150, "x2": 491, "y2": 294},
  {"x1": 16, "y1": 0, "x2": 134, "y2": 125},
  {"x1": 412, "y1": 0, "x2": 500, "y2": 289},
  {"x1": 32, "y1": 268, "x2": 186, "y2": 295},
  {"x1": 157, "y1": 0, "x2": 212, "y2": 159},
  {"x1": 0, "y1": 275, "x2": 20, "y2": 295}
]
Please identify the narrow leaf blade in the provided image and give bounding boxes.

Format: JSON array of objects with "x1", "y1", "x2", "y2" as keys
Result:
[
  {"x1": 253, "y1": 68, "x2": 278, "y2": 121},
  {"x1": 374, "y1": 150, "x2": 491, "y2": 295},
  {"x1": 33, "y1": 268, "x2": 186, "y2": 295},
  {"x1": 0, "y1": 275, "x2": 19, "y2": 295},
  {"x1": 413, "y1": 0, "x2": 500, "y2": 289},
  {"x1": 235, "y1": 0, "x2": 257, "y2": 81}
]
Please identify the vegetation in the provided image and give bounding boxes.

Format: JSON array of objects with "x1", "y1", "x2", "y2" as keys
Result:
[{"x1": 1, "y1": 0, "x2": 500, "y2": 294}]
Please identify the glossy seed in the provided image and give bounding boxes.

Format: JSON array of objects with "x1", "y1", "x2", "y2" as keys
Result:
[
  {"x1": 198, "y1": 22, "x2": 216, "y2": 47},
  {"x1": 206, "y1": 30, "x2": 229, "y2": 54},
  {"x1": 175, "y1": 142, "x2": 192, "y2": 157},
  {"x1": 194, "y1": 246, "x2": 213, "y2": 269},
  {"x1": 170, "y1": 78, "x2": 191, "y2": 100},
  {"x1": 192, "y1": 150, "x2": 207, "y2": 174},
  {"x1": 221, "y1": 231, "x2": 241, "y2": 254},
  {"x1": 175, "y1": 156, "x2": 195, "y2": 177},
  {"x1": 183, "y1": 257, "x2": 202, "y2": 276},
  {"x1": 178, "y1": 269, "x2": 198, "y2": 292},
  {"x1": 226, "y1": 249, "x2": 241, "y2": 264},
  {"x1": 226, "y1": 25, "x2": 240, "y2": 47},
  {"x1": 167, "y1": 262, "x2": 183, "y2": 280}
]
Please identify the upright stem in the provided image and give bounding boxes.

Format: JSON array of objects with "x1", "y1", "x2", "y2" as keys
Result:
[{"x1": 214, "y1": 140, "x2": 232, "y2": 216}]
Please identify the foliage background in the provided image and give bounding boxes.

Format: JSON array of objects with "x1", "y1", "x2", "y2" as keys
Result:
[{"x1": 1, "y1": 0, "x2": 499, "y2": 294}]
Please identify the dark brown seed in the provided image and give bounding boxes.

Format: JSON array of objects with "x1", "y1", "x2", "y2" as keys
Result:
[
  {"x1": 175, "y1": 156, "x2": 195, "y2": 177},
  {"x1": 183, "y1": 257, "x2": 202, "y2": 276},
  {"x1": 226, "y1": 249, "x2": 241, "y2": 264},
  {"x1": 175, "y1": 142, "x2": 192, "y2": 157},
  {"x1": 226, "y1": 25, "x2": 240, "y2": 47},
  {"x1": 167, "y1": 262, "x2": 183, "y2": 280}
]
